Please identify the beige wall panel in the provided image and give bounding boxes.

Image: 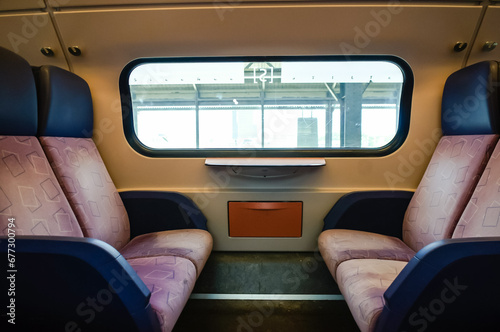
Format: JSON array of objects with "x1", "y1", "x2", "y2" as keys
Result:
[
  {"x1": 0, "y1": 1, "x2": 45, "y2": 11},
  {"x1": 54, "y1": 5, "x2": 479, "y2": 250},
  {"x1": 467, "y1": 6, "x2": 500, "y2": 64},
  {"x1": 0, "y1": 13, "x2": 68, "y2": 68}
]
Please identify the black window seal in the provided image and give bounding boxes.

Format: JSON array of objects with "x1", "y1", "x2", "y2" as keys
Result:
[{"x1": 119, "y1": 54, "x2": 413, "y2": 158}]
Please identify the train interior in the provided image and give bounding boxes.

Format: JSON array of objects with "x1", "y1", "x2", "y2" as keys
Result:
[{"x1": 1, "y1": 0, "x2": 500, "y2": 331}]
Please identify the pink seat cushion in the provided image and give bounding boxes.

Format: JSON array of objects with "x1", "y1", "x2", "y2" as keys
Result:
[
  {"x1": 127, "y1": 256, "x2": 197, "y2": 332},
  {"x1": 318, "y1": 229, "x2": 415, "y2": 281},
  {"x1": 40, "y1": 137, "x2": 130, "y2": 250},
  {"x1": 337, "y1": 259, "x2": 407, "y2": 332},
  {"x1": 0, "y1": 136, "x2": 82, "y2": 237},
  {"x1": 453, "y1": 142, "x2": 500, "y2": 239},
  {"x1": 121, "y1": 229, "x2": 213, "y2": 278},
  {"x1": 40, "y1": 136, "x2": 213, "y2": 278},
  {"x1": 402, "y1": 135, "x2": 497, "y2": 251}
]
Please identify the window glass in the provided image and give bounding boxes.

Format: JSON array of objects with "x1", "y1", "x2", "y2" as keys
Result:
[{"x1": 121, "y1": 56, "x2": 412, "y2": 157}]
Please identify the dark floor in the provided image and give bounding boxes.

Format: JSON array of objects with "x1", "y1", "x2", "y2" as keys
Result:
[
  {"x1": 173, "y1": 252, "x2": 359, "y2": 332},
  {"x1": 192, "y1": 251, "x2": 341, "y2": 295},
  {"x1": 174, "y1": 299, "x2": 358, "y2": 332}
]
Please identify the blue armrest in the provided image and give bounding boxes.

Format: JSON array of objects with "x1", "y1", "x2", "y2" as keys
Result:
[
  {"x1": 376, "y1": 237, "x2": 500, "y2": 332},
  {"x1": 0, "y1": 236, "x2": 160, "y2": 332},
  {"x1": 323, "y1": 190, "x2": 413, "y2": 238},
  {"x1": 120, "y1": 191, "x2": 208, "y2": 238}
]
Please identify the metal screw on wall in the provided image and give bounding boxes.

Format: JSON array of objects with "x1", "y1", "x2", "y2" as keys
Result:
[
  {"x1": 483, "y1": 41, "x2": 498, "y2": 52},
  {"x1": 68, "y1": 46, "x2": 82, "y2": 56},
  {"x1": 40, "y1": 47, "x2": 54, "y2": 56},
  {"x1": 453, "y1": 42, "x2": 467, "y2": 52}
]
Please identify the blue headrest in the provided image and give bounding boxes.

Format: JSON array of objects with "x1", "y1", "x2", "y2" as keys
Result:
[
  {"x1": 442, "y1": 61, "x2": 499, "y2": 135},
  {"x1": 0, "y1": 47, "x2": 38, "y2": 136},
  {"x1": 34, "y1": 65, "x2": 93, "y2": 138}
]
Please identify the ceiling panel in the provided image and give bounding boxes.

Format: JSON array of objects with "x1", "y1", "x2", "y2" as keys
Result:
[{"x1": 0, "y1": 13, "x2": 68, "y2": 68}]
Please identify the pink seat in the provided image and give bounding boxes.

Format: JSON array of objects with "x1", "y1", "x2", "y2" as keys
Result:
[
  {"x1": 453, "y1": 141, "x2": 500, "y2": 239},
  {"x1": 38, "y1": 135, "x2": 212, "y2": 277},
  {"x1": 0, "y1": 48, "x2": 82, "y2": 239},
  {"x1": 318, "y1": 229, "x2": 415, "y2": 281},
  {"x1": 34, "y1": 65, "x2": 212, "y2": 278},
  {"x1": 336, "y1": 259, "x2": 407, "y2": 332},
  {"x1": 121, "y1": 229, "x2": 213, "y2": 277},
  {"x1": 128, "y1": 255, "x2": 197, "y2": 332},
  {"x1": 31, "y1": 64, "x2": 213, "y2": 331},
  {"x1": 0, "y1": 47, "x2": 212, "y2": 331},
  {"x1": 319, "y1": 60, "x2": 500, "y2": 332},
  {"x1": 0, "y1": 46, "x2": 161, "y2": 331},
  {"x1": 320, "y1": 134, "x2": 497, "y2": 281}
]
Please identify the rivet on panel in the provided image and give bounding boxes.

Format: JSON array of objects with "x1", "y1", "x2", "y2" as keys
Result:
[
  {"x1": 453, "y1": 42, "x2": 467, "y2": 53},
  {"x1": 40, "y1": 47, "x2": 54, "y2": 57},
  {"x1": 483, "y1": 41, "x2": 498, "y2": 52},
  {"x1": 68, "y1": 46, "x2": 82, "y2": 56}
]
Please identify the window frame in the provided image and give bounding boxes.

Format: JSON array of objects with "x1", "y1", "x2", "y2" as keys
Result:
[{"x1": 119, "y1": 55, "x2": 413, "y2": 158}]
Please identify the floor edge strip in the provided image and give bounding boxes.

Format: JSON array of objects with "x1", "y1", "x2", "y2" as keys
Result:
[{"x1": 190, "y1": 293, "x2": 345, "y2": 301}]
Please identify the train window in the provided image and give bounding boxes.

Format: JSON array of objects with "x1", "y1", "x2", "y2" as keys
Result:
[{"x1": 120, "y1": 56, "x2": 413, "y2": 157}]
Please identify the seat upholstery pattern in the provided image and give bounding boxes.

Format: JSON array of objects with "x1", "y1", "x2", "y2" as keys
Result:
[
  {"x1": 0, "y1": 136, "x2": 82, "y2": 237},
  {"x1": 318, "y1": 229, "x2": 415, "y2": 281},
  {"x1": 453, "y1": 142, "x2": 500, "y2": 239},
  {"x1": 402, "y1": 134, "x2": 497, "y2": 251},
  {"x1": 40, "y1": 137, "x2": 213, "y2": 274},
  {"x1": 128, "y1": 256, "x2": 197, "y2": 332},
  {"x1": 39, "y1": 136, "x2": 130, "y2": 250},
  {"x1": 121, "y1": 229, "x2": 213, "y2": 278},
  {"x1": 337, "y1": 259, "x2": 407, "y2": 332}
]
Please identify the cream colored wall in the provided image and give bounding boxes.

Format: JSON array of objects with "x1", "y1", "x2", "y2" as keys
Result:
[
  {"x1": 0, "y1": 1, "x2": 495, "y2": 251},
  {"x1": 0, "y1": 12, "x2": 68, "y2": 68},
  {"x1": 467, "y1": 5, "x2": 500, "y2": 64}
]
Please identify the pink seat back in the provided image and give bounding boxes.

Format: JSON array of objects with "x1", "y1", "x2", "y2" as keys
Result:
[
  {"x1": 403, "y1": 61, "x2": 500, "y2": 251},
  {"x1": 0, "y1": 47, "x2": 82, "y2": 237},
  {"x1": 402, "y1": 135, "x2": 496, "y2": 251},
  {"x1": 35, "y1": 65, "x2": 130, "y2": 250},
  {"x1": 40, "y1": 137, "x2": 130, "y2": 249},
  {"x1": 453, "y1": 142, "x2": 500, "y2": 238}
]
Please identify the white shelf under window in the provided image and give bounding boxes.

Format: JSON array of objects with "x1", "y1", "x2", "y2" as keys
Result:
[{"x1": 205, "y1": 158, "x2": 326, "y2": 178}]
